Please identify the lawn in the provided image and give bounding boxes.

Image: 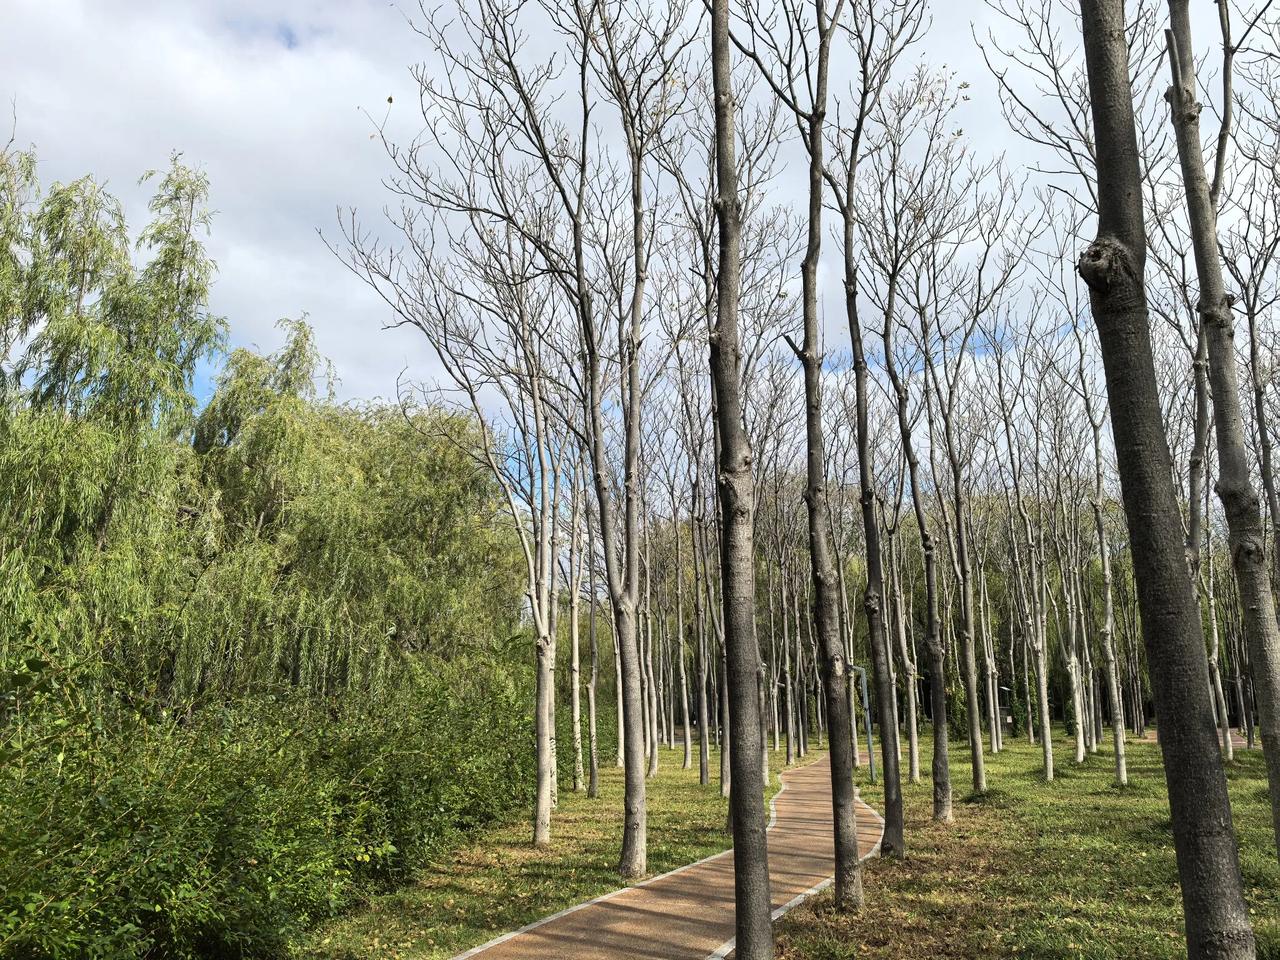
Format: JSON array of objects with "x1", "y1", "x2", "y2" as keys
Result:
[
  {"x1": 300, "y1": 744, "x2": 794, "y2": 959},
  {"x1": 778, "y1": 731, "x2": 1279, "y2": 960},
  {"x1": 301, "y1": 731, "x2": 1276, "y2": 960}
]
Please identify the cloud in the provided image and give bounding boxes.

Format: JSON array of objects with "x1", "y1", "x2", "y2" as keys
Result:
[
  {"x1": 1, "y1": 0, "x2": 1217, "y2": 405},
  {"x1": 1, "y1": 0, "x2": 442, "y2": 401}
]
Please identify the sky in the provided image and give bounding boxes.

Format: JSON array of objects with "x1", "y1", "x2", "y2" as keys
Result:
[
  {"x1": 0, "y1": 0, "x2": 1217, "y2": 404},
  {"x1": 2, "y1": 0, "x2": 439, "y2": 402}
]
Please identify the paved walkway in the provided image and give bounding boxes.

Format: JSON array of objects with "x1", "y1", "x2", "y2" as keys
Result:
[
  {"x1": 1136, "y1": 729, "x2": 1257, "y2": 749},
  {"x1": 453, "y1": 755, "x2": 883, "y2": 960}
]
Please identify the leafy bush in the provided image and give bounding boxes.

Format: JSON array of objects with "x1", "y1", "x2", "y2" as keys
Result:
[
  {"x1": 946, "y1": 683, "x2": 969, "y2": 741},
  {"x1": 1010, "y1": 687, "x2": 1028, "y2": 737},
  {"x1": 0, "y1": 651, "x2": 536, "y2": 959}
]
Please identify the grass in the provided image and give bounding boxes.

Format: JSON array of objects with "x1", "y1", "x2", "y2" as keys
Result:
[
  {"x1": 299, "y1": 743, "x2": 797, "y2": 959},
  {"x1": 300, "y1": 731, "x2": 1276, "y2": 960},
  {"x1": 779, "y1": 730, "x2": 1279, "y2": 960}
]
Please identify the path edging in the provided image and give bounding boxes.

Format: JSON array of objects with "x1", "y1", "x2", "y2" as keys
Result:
[
  {"x1": 704, "y1": 783, "x2": 885, "y2": 960},
  {"x1": 450, "y1": 756, "x2": 829, "y2": 960}
]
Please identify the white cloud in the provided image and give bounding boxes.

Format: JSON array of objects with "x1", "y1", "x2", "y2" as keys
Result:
[
  {"x1": 1, "y1": 0, "x2": 440, "y2": 401},
  {"x1": 0, "y1": 0, "x2": 1220, "y2": 403}
]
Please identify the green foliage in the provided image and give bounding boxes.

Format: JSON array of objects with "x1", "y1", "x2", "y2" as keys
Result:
[
  {"x1": 0, "y1": 148, "x2": 532, "y2": 958},
  {"x1": 0, "y1": 650, "x2": 535, "y2": 959},
  {"x1": 1062, "y1": 682, "x2": 1078, "y2": 737},
  {"x1": 945, "y1": 683, "x2": 969, "y2": 741},
  {"x1": 1010, "y1": 687, "x2": 1028, "y2": 738},
  {"x1": 305, "y1": 743, "x2": 756, "y2": 960}
]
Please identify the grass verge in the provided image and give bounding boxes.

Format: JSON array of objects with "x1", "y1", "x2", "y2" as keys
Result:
[
  {"x1": 300, "y1": 743, "x2": 800, "y2": 959},
  {"x1": 779, "y1": 731, "x2": 1278, "y2": 959}
]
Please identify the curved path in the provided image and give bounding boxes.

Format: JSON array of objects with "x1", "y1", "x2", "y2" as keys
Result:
[{"x1": 453, "y1": 755, "x2": 883, "y2": 960}]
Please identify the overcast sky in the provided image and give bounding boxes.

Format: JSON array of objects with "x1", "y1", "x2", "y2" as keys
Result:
[{"x1": 0, "y1": 0, "x2": 1215, "y2": 403}]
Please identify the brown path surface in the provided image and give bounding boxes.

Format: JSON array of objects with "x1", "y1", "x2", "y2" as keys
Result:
[
  {"x1": 453, "y1": 755, "x2": 883, "y2": 960},
  {"x1": 1135, "y1": 729, "x2": 1258, "y2": 749}
]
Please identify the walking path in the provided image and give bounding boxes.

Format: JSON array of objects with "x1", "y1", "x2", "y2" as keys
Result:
[
  {"x1": 1135, "y1": 729, "x2": 1257, "y2": 750},
  {"x1": 453, "y1": 755, "x2": 883, "y2": 960}
]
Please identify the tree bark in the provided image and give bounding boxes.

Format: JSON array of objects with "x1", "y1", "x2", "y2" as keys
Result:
[
  {"x1": 534, "y1": 628, "x2": 554, "y2": 846},
  {"x1": 708, "y1": 7, "x2": 775, "y2": 950},
  {"x1": 1077, "y1": 0, "x2": 1255, "y2": 951},
  {"x1": 615, "y1": 626, "x2": 626, "y2": 769},
  {"x1": 1165, "y1": 0, "x2": 1280, "y2": 858}
]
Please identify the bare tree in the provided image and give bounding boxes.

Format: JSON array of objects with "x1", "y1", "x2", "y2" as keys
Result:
[
  {"x1": 822, "y1": 0, "x2": 926, "y2": 858},
  {"x1": 338, "y1": 210, "x2": 569, "y2": 846},
  {"x1": 1164, "y1": 0, "x2": 1280, "y2": 857},
  {"x1": 911, "y1": 157, "x2": 1025, "y2": 796},
  {"x1": 1076, "y1": 0, "x2": 1256, "y2": 952},
  {"x1": 709, "y1": 0, "x2": 773, "y2": 950},
  {"x1": 730, "y1": 0, "x2": 865, "y2": 906},
  {"x1": 346, "y1": 0, "x2": 694, "y2": 877},
  {"x1": 860, "y1": 68, "x2": 971, "y2": 821}
]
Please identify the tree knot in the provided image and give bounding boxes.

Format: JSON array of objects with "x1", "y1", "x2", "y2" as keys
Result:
[
  {"x1": 1231, "y1": 534, "x2": 1266, "y2": 565},
  {"x1": 1078, "y1": 237, "x2": 1139, "y2": 295},
  {"x1": 1198, "y1": 294, "x2": 1234, "y2": 333}
]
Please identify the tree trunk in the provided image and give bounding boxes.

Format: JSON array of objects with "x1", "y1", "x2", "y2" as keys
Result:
[
  {"x1": 534, "y1": 630, "x2": 554, "y2": 846},
  {"x1": 1245, "y1": 302, "x2": 1280, "y2": 594},
  {"x1": 613, "y1": 601, "x2": 648, "y2": 877},
  {"x1": 570, "y1": 496, "x2": 585, "y2": 793},
  {"x1": 588, "y1": 522, "x2": 601, "y2": 798},
  {"x1": 890, "y1": 535, "x2": 921, "y2": 782},
  {"x1": 1077, "y1": 1, "x2": 1256, "y2": 951},
  {"x1": 954, "y1": 493, "x2": 987, "y2": 793},
  {"x1": 720, "y1": 636, "x2": 732, "y2": 798},
  {"x1": 708, "y1": 14, "x2": 774, "y2": 943},
  {"x1": 1166, "y1": 0, "x2": 1280, "y2": 858},
  {"x1": 616, "y1": 628, "x2": 626, "y2": 769},
  {"x1": 1087, "y1": 397, "x2": 1127, "y2": 785},
  {"x1": 979, "y1": 565, "x2": 1000, "y2": 753},
  {"x1": 1206, "y1": 500, "x2": 1235, "y2": 762},
  {"x1": 678, "y1": 567, "x2": 693, "y2": 770},
  {"x1": 571, "y1": 591, "x2": 584, "y2": 791},
  {"x1": 782, "y1": 569, "x2": 795, "y2": 765},
  {"x1": 646, "y1": 607, "x2": 661, "y2": 777}
]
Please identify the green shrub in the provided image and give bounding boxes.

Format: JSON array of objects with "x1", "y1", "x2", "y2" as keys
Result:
[
  {"x1": 1010, "y1": 688, "x2": 1027, "y2": 737},
  {"x1": 0, "y1": 650, "x2": 536, "y2": 959}
]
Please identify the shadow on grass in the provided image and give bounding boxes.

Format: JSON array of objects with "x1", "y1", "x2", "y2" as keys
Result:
[
  {"x1": 960, "y1": 787, "x2": 1017, "y2": 808},
  {"x1": 779, "y1": 733, "x2": 1276, "y2": 960}
]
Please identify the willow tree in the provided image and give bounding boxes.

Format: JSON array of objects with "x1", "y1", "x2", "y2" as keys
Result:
[
  {"x1": 19, "y1": 157, "x2": 221, "y2": 473},
  {"x1": 1, "y1": 149, "x2": 224, "y2": 685}
]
